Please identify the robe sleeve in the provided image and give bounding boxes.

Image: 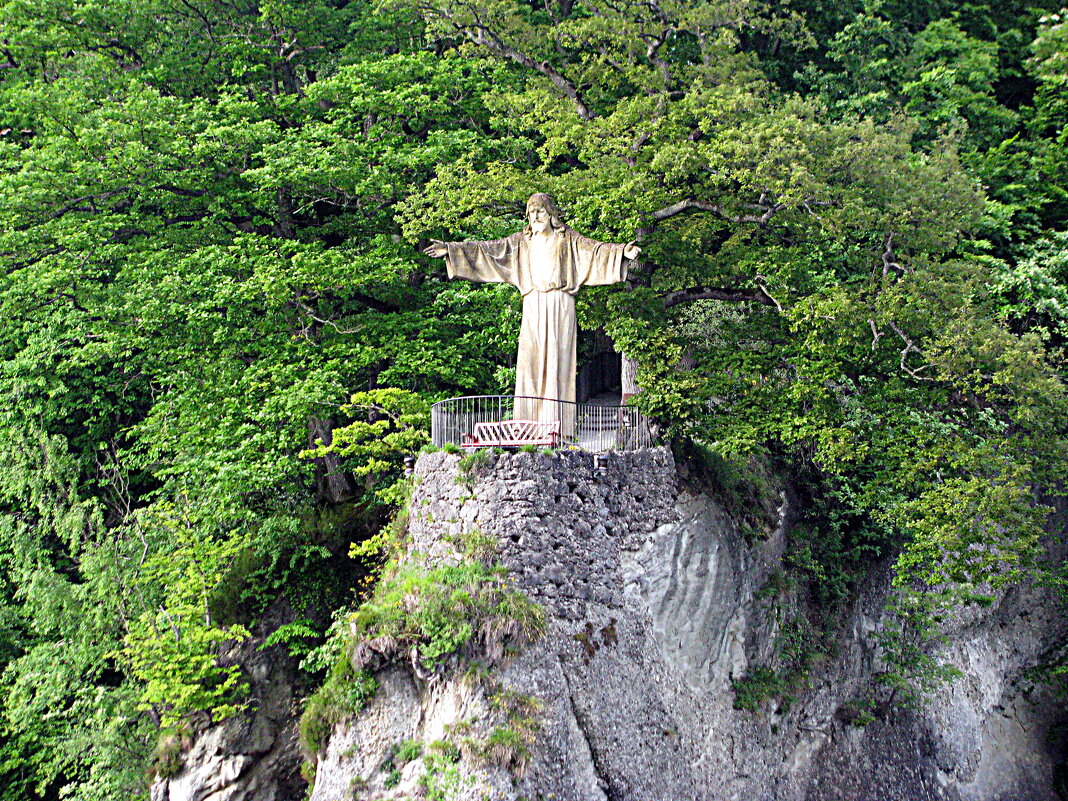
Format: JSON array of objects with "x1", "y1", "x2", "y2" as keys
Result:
[
  {"x1": 445, "y1": 233, "x2": 522, "y2": 286},
  {"x1": 567, "y1": 231, "x2": 627, "y2": 289}
]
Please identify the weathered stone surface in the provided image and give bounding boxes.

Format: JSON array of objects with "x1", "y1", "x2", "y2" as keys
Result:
[
  {"x1": 409, "y1": 448, "x2": 676, "y2": 621},
  {"x1": 169, "y1": 447, "x2": 1068, "y2": 801},
  {"x1": 316, "y1": 447, "x2": 1065, "y2": 801}
]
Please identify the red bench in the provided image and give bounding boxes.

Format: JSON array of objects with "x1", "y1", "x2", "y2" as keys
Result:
[{"x1": 461, "y1": 419, "x2": 560, "y2": 449}]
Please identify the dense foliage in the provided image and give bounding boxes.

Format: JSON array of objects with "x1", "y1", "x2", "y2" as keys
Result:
[{"x1": 0, "y1": 0, "x2": 1065, "y2": 796}]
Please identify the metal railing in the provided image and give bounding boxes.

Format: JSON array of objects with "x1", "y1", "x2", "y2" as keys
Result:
[{"x1": 430, "y1": 395, "x2": 655, "y2": 452}]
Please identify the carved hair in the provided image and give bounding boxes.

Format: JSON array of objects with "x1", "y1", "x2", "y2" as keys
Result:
[{"x1": 523, "y1": 192, "x2": 565, "y2": 237}]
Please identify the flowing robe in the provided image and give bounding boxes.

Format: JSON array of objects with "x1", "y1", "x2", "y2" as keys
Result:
[{"x1": 445, "y1": 227, "x2": 627, "y2": 429}]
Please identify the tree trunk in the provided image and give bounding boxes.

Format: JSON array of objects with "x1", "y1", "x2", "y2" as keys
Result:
[
  {"x1": 307, "y1": 418, "x2": 355, "y2": 504},
  {"x1": 621, "y1": 354, "x2": 640, "y2": 402}
]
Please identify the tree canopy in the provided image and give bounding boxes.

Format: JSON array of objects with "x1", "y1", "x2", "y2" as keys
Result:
[{"x1": 0, "y1": 0, "x2": 1065, "y2": 797}]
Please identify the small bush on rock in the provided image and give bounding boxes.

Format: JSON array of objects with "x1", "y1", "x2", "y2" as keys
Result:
[
  {"x1": 418, "y1": 740, "x2": 468, "y2": 801},
  {"x1": 480, "y1": 726, "x2": 531, "y2": 774},
  {"x1": 456, "y1": 449, "x2": 491, "y2": 487},
  {"x1": 298, "y1": 658, "x2": 378, "y2": 761},
  {"x1": 349, "y1": 560, "x2": 544, "y2": 672},
  {"x1": 149, "y1": 732, "x2": 185, "y2": 780},
  {"x1": 457, "y1": 684, "x2": 542, "y2": 777},
  {"x1": 393, "y1": 738, "x2": 423, "y2": 763},
  {"x1": 731, "y1": 666, "x2": 788, "y2": 712}
]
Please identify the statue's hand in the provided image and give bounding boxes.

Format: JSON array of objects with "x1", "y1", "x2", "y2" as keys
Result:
[
  {"x1": 623, "y1": 241, "x2": 641, "y2": 261},
  {"x1": 423, "y1": 239, "x2": 448, "y2": 258}
]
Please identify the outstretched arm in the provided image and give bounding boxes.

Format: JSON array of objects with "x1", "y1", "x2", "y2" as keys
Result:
[
  {"x1": 569, "y1": 231, "x2": 638, "y2": 288},
  {"x1": 423, "y1": 234, "x2": 521, "y2": 285},
  {"x1": 424, "y1": 239, "x2": 449, "y2": 258}
]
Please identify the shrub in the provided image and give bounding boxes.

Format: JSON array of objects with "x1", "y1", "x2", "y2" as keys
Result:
[
  {"x1": 427, "y1": 739, "x2": 461, "y2": 762},
  {"x1": 443, "y1": 526, "x2": 496, "y2": 562},
  {"x1": 377, "y1": 738, "x2": 424, "y2": 791},
  {"x1": 480, "y1": 726, "x2": 531, "y2": 774},
  {"x1": 149, "y1": 732, "x2": 185, "y2": 780},
  {"x1": 418, "y1": 741, "x2": 468, "y2": 801},
  {"x1": 393, "y1": 739, "x2": 423, "y2": 763},
  {"x1": 731, "y1": 666, "x2": 788, "y2": 712},
  {"x1": 349, "y1": 560, "x2": 544, "y2": 672},
  {"x1": 466, "y1": 685, "x2": 542, "y2": 777},
  {"x1": 298, "y1": 658, "x2": 378, "y2": 761},
  {"x1": 383, "y1": 766, "x2": 402, "y2": 788},
  {"x1": 836, "y1": 695, "x2": 878, "y2": 726},
  {"x1": 456, "y1": 449, "x2": 490, "y2": 487}
]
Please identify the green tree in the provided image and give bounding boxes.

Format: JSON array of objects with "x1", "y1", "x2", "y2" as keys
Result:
[
  {"x1": 0, "y1": 0, "x2": 1064, "y2": 796},
  {"x1": 394, "y1": 0, "x2": 1067, "y2": 690},
  {"x1": 0, "y1": 1, "x2": 523, "y2": 795}
]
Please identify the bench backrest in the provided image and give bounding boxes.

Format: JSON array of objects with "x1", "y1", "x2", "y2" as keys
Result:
[{"x1": 472, "y1": 419, "x2": 560, "y2": 443}]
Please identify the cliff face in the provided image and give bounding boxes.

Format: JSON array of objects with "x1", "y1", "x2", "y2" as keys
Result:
[
  {"x1": 150, "y1": 621, "x2": 305, "y2": 801},
  {"x1": 158, "y1": 448, "x2": 1068, "y2": 801}
]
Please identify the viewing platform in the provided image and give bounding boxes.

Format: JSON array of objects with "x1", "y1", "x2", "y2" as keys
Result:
[{"x1": 430, "y1": 395, "x2": 655, "y2": 453}]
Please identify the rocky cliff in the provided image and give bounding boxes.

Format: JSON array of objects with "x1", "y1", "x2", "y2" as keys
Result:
[{"x1": 154, "y1": 447, "x2": 1067, "y2": 801}]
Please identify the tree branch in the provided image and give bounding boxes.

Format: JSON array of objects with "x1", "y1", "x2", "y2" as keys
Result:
[
  {"x1": 3, "y1": 247, "x2": 63, "y2": 275},
  {"x1": 868, "y1": 318, "x2": 883, "y2": 352},
  {"x1": 49, "y1": 189, "x2": 128, "y2": 220},
  {"x1": 662, "y1": 286, "x2": 778, "y2": 308},
  {"x1": 476, "y1": 31, "x2": 592, "y2": 119},
  {"x1": 292, "y1": 297, "x2": 364, "y2": 334},
  {"x1": 432, "y1": 5, "x2": 594, "y2": 120},
  {"x1": 311, "y1": 288, "x2": 401, "y2": 316},
  {"x1": 650, "y1": 198, "x2": 724, "y2": 221},
  {"x1": 646, "y1": 197, "x2": 786, "y2": 227},
  {"x1": 880, "y1": 232, "x2": 910, "y2": 277},
  {"x1": 152, "y1": 184, "x2": 210, "y2": 198},
  {"x1": 754, "y1": 274, "x2": 784, "y2": 313},
  {"x1": 86, "y1": 40, "x2": 143, "y2": 68},
  {"x1": 640, "y1": 26, "x2": 674, "y2": 87},
  {"x1": 887, "y1": 320, "x2": 933, "y2": 381}
]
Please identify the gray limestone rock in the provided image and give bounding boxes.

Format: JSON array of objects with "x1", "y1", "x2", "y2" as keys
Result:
[
  {"x1": 149, "y1": 614, "x2": 305, "y2": 801},
  {"x1": 162, "y1": 447, "x2": 1068, "y2": 801}
]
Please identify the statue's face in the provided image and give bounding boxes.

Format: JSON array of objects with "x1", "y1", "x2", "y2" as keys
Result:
[{"x1": 527, "y1": 204, "x2": 550, "y2": 233}]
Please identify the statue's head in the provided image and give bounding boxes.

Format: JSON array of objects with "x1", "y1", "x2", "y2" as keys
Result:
[{"x1": 524, "y1": 193, "x2": 565, "y2": 236}]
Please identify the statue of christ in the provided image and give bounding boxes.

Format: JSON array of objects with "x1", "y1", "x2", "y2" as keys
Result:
[{"x1": 424, "y1": 193, "x2": 640, "y2": 426}]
